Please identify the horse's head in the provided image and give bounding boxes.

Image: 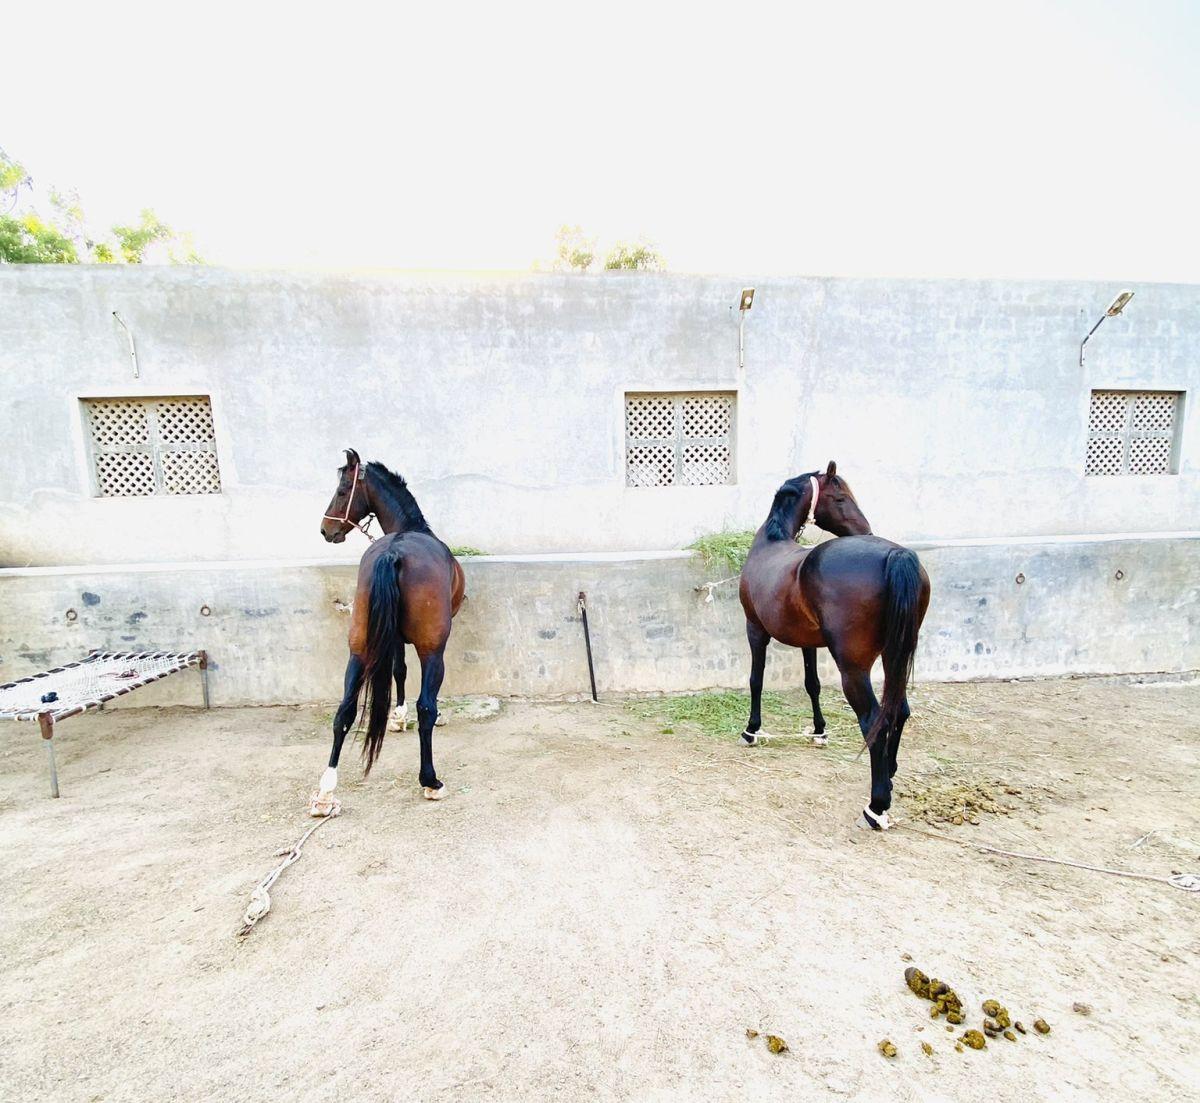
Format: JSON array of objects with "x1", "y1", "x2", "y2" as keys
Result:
[
  {"x1": 320, "y1": 448, "x2": 370, "y2": 543},
  {"x1": 814, "y1": 461, "x2": 872, "y2": 536}
]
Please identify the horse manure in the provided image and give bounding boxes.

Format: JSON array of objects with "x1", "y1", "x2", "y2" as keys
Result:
[
  {"x1": 961, "y1": 1030, "x2": 987, "y2": 1050},
  {"x1": 930, "y1": 1006, "x2": 940, "y2": 1019},
  {"x1": 996, "y1": 1009, "x2": 1011, "y2": 1029},
  {"x1": 1003, "y1": 1030, "x2": 1017, "y2": 1042},
  {"x1": 982, "y1": 1000, "x2": 1002, "y2": 1017},
  {"x1": 945, "y1": 1025, "x2": 954, "y2": 1032},
  {"x1": 766, "y1": 1034, "x2": 789, "y2": 1054},
  {"x1": 1034, "y1": 1019, "x2": 1051, "y2": 1035},
  {"x1": 898, "y1": 778, "x2": 1014, "y2": 826},
  {"x1": 921, "y1": 1042, "x2": 934, "y2": 1057},
  {"x1": 905, "y1": 967, "x2": 931, "y2": 998},
  {"x1": 878, "y1": 1040, "x2": 897, "y2": 1058},
  {"x1": 946, "y1": 1011, "x2": 963, "y2": 1025},
  {"x1": 983, "y1": 1024, "x2": 999, "y2": 1038},
  {"x1": 745, "y1": 1029, "x2": 759, "y2": 1039},
  {"x1": 955, "y1": 1042, "x2": 964, "y2": 1053},
  {"x1": 1014, "y1": 1022, "x2": 1027, "y2": 1035}
]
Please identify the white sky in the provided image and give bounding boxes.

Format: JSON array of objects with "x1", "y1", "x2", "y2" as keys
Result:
[{"x1": 5, "y1": 0, "x2": 1198, "y2": 279}]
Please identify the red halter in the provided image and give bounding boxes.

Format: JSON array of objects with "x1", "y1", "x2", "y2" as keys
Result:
[{"x1": 323, "y1": 464, "x2": 376, "y2": 542}]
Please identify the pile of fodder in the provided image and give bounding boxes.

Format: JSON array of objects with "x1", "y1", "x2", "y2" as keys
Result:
[{"x1": 895, "y1": 776, "x2": 1020, "y2": 826}]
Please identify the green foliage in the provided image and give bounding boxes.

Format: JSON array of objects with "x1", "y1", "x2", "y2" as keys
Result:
[
  {"x1": 687, "y1": 530, "x2": 756, "y2": 574},
  {"x1": 604, "y1": 240, "x2": 665, "y2": 271},
  {"x1": 449, "y1": 545, "x2": 487, "y2": 558},
  {"x1": 0, "y1": 151, "x2": 30, "y2": 195},
  {"x1": 0, "y1": 213, "x2": 78, "y2": 263},
  {"x1": 0, "y1": 146, "x2": 202, "y2": 265},
  {"x1": 553, "y1": 224, "x2": 596, "y2": 272},
  {"x1": 111, "y1": 209, "x2": 173, "y2": 264}
]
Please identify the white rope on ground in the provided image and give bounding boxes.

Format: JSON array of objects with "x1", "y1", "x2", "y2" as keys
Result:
[
  {"x1": 237, "y1": 799, "x2": 342, "y2": 937},
  {"x1": 895, "y1": 821, "x2": 1200, "y2": 892}
]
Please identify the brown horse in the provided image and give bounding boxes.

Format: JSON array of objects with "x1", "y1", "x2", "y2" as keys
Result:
[
  {"x1": 739, "y1": 462, "x2": 930, "y2": 830},
  {"x1": 312, "y1": 449, "x2": 465, "y2": 811}
]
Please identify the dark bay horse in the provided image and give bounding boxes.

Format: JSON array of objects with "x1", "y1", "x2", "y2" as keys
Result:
[
  {"x1": 312, "y1": 450, "x2": 465, "y2": 811},
  {"x1": 739, "y1": 462, "x2": 930, "y2": 831}
]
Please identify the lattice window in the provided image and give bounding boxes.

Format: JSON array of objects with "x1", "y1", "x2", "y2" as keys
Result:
[
  {"x1": 626, "y1": 391, "x2": 735, "y2": 487},
  {"x1": 1085, "y1": 390, "x2": 1183, "y2": 477},
  {"x1": 82, "y1": 396, "x2": 221, "y2": 496}
]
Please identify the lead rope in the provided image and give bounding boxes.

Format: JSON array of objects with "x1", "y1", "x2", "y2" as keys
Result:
[
  {"x1": 895, "y1": 821, "x2": 1200, "y2": 892},
  {"x1": 237, "y1": 801, "x2": 341, "y2": 937}
]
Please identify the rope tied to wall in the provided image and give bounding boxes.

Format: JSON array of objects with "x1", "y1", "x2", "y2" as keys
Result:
[{"x1": 237, "y1": 799, "x2": 341, "y2": 937}]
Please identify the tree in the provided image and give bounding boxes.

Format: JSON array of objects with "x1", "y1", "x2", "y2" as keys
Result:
[
  {"x1": 604, "y1": 240, "x2": 665, "y2": 271},
  {"x1": 0, "y1": 213, "x2": 78, "y2": 263},
  {"x1": 553, "y1": 224, "x2": 596, "y2": 272},
  {"x1": 0, "y1": 146, "x2": 203, "y2": 265}
]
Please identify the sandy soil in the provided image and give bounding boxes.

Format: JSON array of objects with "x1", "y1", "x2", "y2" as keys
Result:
[{"x1": 1, "y1": 678, "x2": 1198, "y2": 1103}]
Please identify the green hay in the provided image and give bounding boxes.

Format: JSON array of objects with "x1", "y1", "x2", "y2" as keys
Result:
[
  {"x1": 629, "y1": 689, "x2": 868, "y2": 759},
  {"x1": 686, "y1": 528, "x2": 815, "y2": 574},
  {"x1": 449, "y1": 546, "x2": 487, "y2": 558},
  {"x1": 686, "y1": 531, "x2": 756, "y2": 574},
  {"x1": 628, "y1": 690, "x2": 803, "y2": 739}
]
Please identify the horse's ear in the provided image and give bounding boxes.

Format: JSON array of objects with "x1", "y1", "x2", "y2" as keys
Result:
[
  {"x1": 825, "y1": 460, "x2": 837, "y2": 479},
  {"x1": 344, "y1": 448, "x2": 361, "y2": 468}
]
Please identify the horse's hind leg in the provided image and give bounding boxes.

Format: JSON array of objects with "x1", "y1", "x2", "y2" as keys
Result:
[
  {"x1": 802, "y1": 647, "x2": 827, "y2": 746},
  {"x1": 887, "y1": 697, "x2": 911, "y2": 780},
  {"x1": 311, "y1": 654, "x2": 364, "y2": 814},
  {"x1": 742, "y1": 620, "x2": 771, "y2": 746},
  {"x1": 389, "y1": 646, "x2": 409, "y2": 732},
  {"x1": 415, "y1": 647, "x2": 446, "y2": 799},
  {"x1": 836, "y1": 660, "x2": 892, "y2": 830}
]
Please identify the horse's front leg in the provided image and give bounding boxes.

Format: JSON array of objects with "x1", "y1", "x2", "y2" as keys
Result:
[
  {"x1": 802, "y1": 646, "x2": 828, "y2": 746},
  {"x1": 415, "y1": 647, "x2": 446, "y2": 800},
  {"x1": 389, "y1": 646, "x2": 409, "y2": 732},
  {"x1": 310, "y1": 654, "x2": 363, "y2": 815},
  {"x1": 742, "y1": 620, "x2": 771, "y2": 746}
]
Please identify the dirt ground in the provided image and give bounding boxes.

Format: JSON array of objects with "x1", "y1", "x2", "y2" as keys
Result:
[{"x1": 2, "y1": 677, "x2": 1198, "y2": 1103}]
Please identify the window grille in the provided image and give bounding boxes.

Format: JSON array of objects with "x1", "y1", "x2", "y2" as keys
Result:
[
  {"x1": 625, "y1": 391, "x2": 735, "y2": 487},
  {"x1": 82, "y1": 396, "x2": 222, "y2": 496},
  {"x1": 1085, "y1": 390, "x2": 1182, "y2": 476}
]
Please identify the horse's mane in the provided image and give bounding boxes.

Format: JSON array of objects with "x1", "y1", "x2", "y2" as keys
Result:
[
  {"x1": 764, "y1": 471, "x2": 819, "y2": 541},
  {"x1": 366, "y1": 462, "x2": 432, "y2": 535}
]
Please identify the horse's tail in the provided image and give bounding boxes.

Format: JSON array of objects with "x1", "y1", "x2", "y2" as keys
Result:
[
  {"x1": 866, "y1": 547, "x2": 923, "y2": 747},
  {"x1": 359, "y1": 545, "x2": 404, "y2": 774}
]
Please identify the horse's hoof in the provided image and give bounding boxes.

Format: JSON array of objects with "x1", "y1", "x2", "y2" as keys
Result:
[
  {"x1": 308, "y1": 790, "x2": 341, "y2": 817},
  {"x1": 435, "y1": 712, "x2": 447, "y2": 727},
  {"x1": 389, "y1": 704, "x2": 409, "y2": 732},
  {"x1": 811, "y1": 733, "x2": 828, "y2": 747},
  {"x1": 861, "y1": 806, "x2": 891, "y2": 831},
  {"x1": 422, "y1": 785, "x2": 444, "y2": 801},
  {"x1": 741, "y1": 730, "x2": 771, "y2": 746}
]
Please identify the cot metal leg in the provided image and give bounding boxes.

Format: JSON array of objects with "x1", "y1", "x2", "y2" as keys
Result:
[
  {"x1": 198, "y1": 651, "x2": 210, "y2": 709},
  {"x1": 39, "y1": 712, "x2": 60, "y2": 799}
]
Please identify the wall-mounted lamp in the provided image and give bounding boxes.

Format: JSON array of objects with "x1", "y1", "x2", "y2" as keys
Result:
[
  {"x1": 1079, "y1": 289, "x2": 1134, "y2": 368},
  {"x1": 112, "y1": 311, "x2": 139, "y2": 378},
  {"x1": 738, "y1": 287, "x2": 755, "y2": 373}
]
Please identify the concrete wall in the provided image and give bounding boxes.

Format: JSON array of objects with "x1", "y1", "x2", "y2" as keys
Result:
[
  {"x1": 2, "y1": 267, "x2": 1198, "y2": 568},
  {"x1": 2, "y1": 536, "x2": 1196, "y2": 708}
]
